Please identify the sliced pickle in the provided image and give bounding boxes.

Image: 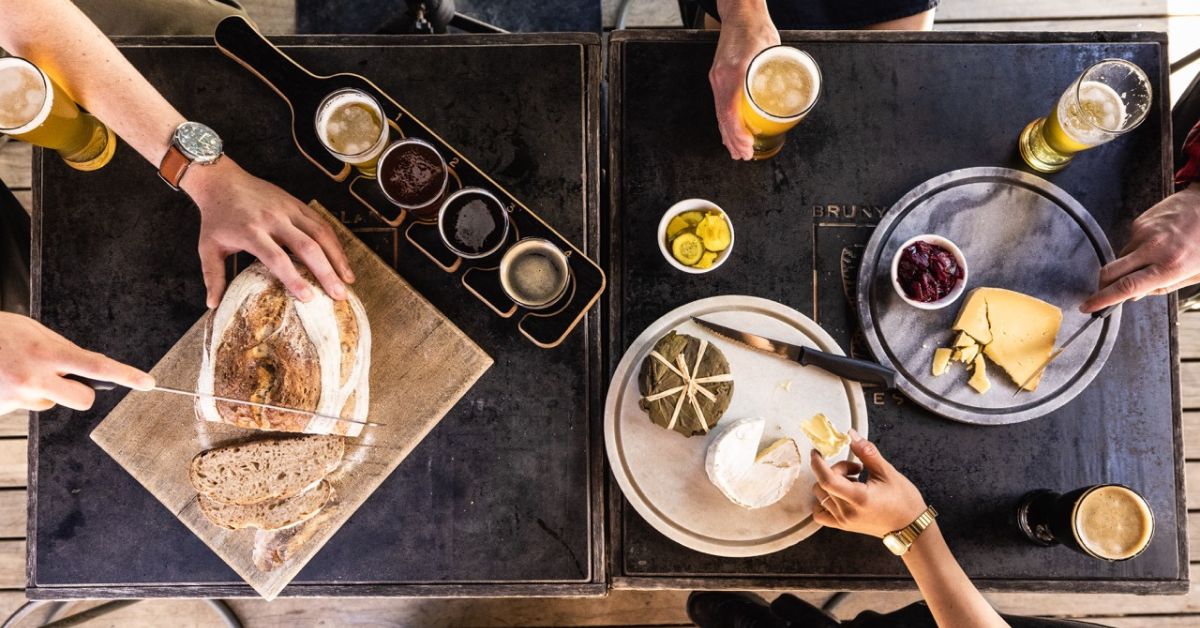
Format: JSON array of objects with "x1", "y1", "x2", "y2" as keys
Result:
[
  {"x1": 666, "y1": 215, "x2": 691, "y2": 240},
  {"x1": 679, "y1": 211, "x2": 705, "y2": 226},
  {"x1": 695, "y1": 251, "x2": 719, "y2": 269},
  {"x1": 695, "y1": 214, "x2": 732, "y2": 252},
  {"x1": 671, "y1": 232, "x2": 704, "y2": 266}
]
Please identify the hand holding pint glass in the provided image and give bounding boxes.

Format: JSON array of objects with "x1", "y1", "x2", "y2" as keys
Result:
[
  {"x1": 1019, "y1": 59, "x2": 1151, "y2": 173},
  {"x1": 739, "y1": 46, "x2": 822, "y2": 160},
  {"x1": 0, "y1": 57, "x2": 116, "y2": 171}
]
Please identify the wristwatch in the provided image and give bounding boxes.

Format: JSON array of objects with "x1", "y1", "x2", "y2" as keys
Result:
[
  {"x1": 158, "y1": 121, "x2": 223, "y2": 191},
  {"x1": 882, "y1": 505, "x2": 938, "y2": 556}
]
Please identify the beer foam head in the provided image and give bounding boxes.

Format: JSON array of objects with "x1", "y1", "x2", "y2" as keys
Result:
[
  {"x1": 1073, "y1": 485, "x2": 1154, "y2": 561},
  {"x1": 0, "y1": 57, "x2": 51, "y2": 134},
  {"x1": 315, "y1": 89, "x2": 386, "y2": 158},
  {"x1": 746, "y1": 46, "x2": 821, "y2": 120}
]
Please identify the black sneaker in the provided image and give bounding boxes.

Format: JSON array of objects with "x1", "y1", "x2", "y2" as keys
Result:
[{"x1": 686, "y1": 591, "x2": 790, "y2": 628}]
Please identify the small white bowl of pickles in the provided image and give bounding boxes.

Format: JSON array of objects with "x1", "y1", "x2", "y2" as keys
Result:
[{"x1": 658, "y1": 198, "x2": 734, "y2": 274}]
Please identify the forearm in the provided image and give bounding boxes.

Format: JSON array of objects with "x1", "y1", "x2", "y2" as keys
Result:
[
  {"x1": 901, "y1": 523, "x2": 1008, "y2": 627},
  {"x1": 716, "y1": 0, "x2": 771, "y2": 24},
  {"x1": 0, "y1": 0, "x2": 184, "y2": 167}
]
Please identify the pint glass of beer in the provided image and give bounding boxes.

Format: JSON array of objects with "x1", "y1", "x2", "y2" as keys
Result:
[
  {"x1": 315, "y1": 88, "x2": 390, "y2": 178},
  {"x1": 739, "y1": 45, "x2": 822, "y2": 160},
  {"x1": 1018, "y1": 59, "x2": 1151, "y2": 173},
  {"x1": 0, "y1": 57, "x2": 116, "y2": 171},
  {"x1": 1016, "y1": 484, "x2": 1154, "y2": 561}
]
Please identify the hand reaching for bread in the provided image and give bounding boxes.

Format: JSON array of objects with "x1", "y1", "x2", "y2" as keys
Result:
[
  {"x1": 181, "y1": 158, "x2": 357, "y2": 309},
  {"x1": 0, "y1": 312, "x2": 154, "y2": 413}
]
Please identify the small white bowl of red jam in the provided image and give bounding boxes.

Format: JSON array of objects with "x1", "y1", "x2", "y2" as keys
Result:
[{"x1": 890, "y1": 235, "x2": 968, "y2": 310}]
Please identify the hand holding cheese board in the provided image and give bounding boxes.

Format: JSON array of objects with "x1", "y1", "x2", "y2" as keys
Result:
[
  {"x1": 856, "y1": 167, "x2": 1121, "y2": 425},
  {"x1": 605, "y1": 296, "x2": 868, "y2": 557}
]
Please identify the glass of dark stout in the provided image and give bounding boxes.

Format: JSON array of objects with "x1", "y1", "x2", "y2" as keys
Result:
[
  {"x1": 437, "y1": 187, "x2": 510, "y2": 259},
  {"x1": 377, "y1": 138, "x2": 449, "y2": 221},
  {"x1": 500, "y1": 238, "x2": 571, "y2": 310},
  {"x1": 1016, "y1": 484, "x2": 1154, "y2": 561}
]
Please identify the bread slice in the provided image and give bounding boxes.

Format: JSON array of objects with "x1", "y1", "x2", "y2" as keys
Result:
[
  {"x1": 198, "y1": 481, "x2": 333, "y2": 531},
  {"x1": 189, "y1": 435, "x2": 344, "y2": 505}
]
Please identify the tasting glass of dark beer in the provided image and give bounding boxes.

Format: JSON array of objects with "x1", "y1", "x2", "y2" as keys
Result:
[
  {"x1": 437, "y1": 187, "x2": 510, "y2": 259},
  {"x1": 499, "y1": 238, "x2": 571, "y2": 310},
  {"x1": 377, "y1": 137, "x2": 449, "y2": 221},
  {"x1": 1016, "y1": 484, "x2": 1154, "y2": 561}
]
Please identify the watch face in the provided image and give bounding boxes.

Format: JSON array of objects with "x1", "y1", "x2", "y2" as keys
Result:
[
  {"x1": 175, "y1": 121, "x2": 222, "y2": 163},
  {"x1": 883, "y1": 533, "x2": 908, "y2": 556}
]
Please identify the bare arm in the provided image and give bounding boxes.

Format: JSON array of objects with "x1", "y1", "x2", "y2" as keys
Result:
[
  {"x1": 0, "y1": 0, "x2": 355, "y2": 306},
  {"x1": 812, "y1": 432, "x2": 1008, "y2": 627},
  {"x1": 709, "y1": 0, "x2": 779, "y2": 160}
]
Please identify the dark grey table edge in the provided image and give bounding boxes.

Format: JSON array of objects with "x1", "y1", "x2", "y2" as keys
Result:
[
  {"x1": 604, "y1": 29, "x2": 1189, "y2": 595},
  {"x1": 27, "y1": 32, "x2": 607, "y2": 599}
]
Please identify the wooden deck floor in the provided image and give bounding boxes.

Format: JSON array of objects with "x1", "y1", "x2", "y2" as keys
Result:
[{"x1": 2, "y1": 0, "x2": 1200, "y2": 625}]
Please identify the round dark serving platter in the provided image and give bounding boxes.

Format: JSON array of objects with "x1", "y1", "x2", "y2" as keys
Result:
[{"x1": 856, "y1": 167, "x2": 1120, "y2": 425}]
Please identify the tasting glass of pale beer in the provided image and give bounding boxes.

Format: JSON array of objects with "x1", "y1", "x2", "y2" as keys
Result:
[
  {"x1": 739, "y1": 45, "x2": 822, "y2": 160},
  {"x1": 1018, "y1": 59, "x2": 1151, "y2": 173},
  {"x1": 1016, "y1": 484, "x2": 1155, "y2": 561},
  {"x1": 0, "y1": 57, "x2": 116, "y2": 171},
  {"x1": 315, "y1": 88, "x2": 390, "y2": 178}
]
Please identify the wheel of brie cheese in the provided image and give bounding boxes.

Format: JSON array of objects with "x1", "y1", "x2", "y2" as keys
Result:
[
  {"x1": 195, "y1": 261, "x2": 371, "y2": 437},
  {"x1": 705, "y1": 417, "x2": 802, "y2": 509}
]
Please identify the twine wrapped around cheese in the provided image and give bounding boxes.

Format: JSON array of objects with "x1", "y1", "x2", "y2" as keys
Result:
[{"x1": 637, "y1": 332, "x2": 734, "y2": 437}]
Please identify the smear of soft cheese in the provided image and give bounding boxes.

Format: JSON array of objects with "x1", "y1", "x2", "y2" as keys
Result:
[
  {"x1": 197, "y1": 262, "x2": 371, "y2": 436},
  {"x1": 705, "y1": 417, "x2": 802, "y2": 509},
  {"x1": 801, "y1": 413, "x2": 849, "y2": 458}
]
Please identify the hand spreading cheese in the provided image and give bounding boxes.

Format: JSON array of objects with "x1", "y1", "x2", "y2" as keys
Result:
[{"x1": 931, "y1": 287, "x2": 1063, "y2": 393}]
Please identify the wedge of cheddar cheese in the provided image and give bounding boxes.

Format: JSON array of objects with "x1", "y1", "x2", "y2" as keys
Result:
[{"x1": 952, "y1": 287, "x2": 1062, "y2": 391}]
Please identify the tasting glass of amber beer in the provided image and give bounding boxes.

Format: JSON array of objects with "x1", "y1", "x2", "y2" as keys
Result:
[
  {"x1": 0, "y1": 57, "x2": 116, "y2": 171},
  {"x1": 1018, "y1": 59, "x2": 1151, "y2": 173},
  {"x1": 1016, "y1": 484, "x2": 1154, "y2": 561},
  {"x1": 739, "y1": 45, "x2": 822, "y2": 160},
  {"x1": 315, "y1": 88, "x2": 390, "y2": 178}
]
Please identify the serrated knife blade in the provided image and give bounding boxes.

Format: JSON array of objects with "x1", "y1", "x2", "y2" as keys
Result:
[{"x1": 691, "y1": 317, "x2": 896, "y2": 389}]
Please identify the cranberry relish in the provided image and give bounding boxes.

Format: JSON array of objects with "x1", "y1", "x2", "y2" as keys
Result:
[{"x1": 897, "y1": 240, "x2": 964, "y2": 303}]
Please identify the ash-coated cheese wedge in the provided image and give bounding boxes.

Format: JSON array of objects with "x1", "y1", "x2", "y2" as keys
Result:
[{"x1": 705, "y1": 417, "x2": 802, "y2": 509}]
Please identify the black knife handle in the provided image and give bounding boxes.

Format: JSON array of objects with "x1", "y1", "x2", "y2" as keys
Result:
[
  {"x1": 64, "y1": 374, "x2": 118, "y2": 391},
  {"x1": 799, "y1": 349, "x2": 897, "y2": 389}
]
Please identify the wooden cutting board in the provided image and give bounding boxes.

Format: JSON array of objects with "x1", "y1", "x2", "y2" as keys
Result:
[{"x1": 91, "y1": 201, "x2": 493, "y2": 600}]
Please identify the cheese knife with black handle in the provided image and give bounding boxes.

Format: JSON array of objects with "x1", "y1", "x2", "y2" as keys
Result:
[{"x1": 691, "y1": 317, "x2": 897, "y2": 389}]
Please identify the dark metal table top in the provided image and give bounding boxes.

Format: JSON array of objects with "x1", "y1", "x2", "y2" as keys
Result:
[
  {"x1": 29, "y1": 33, "x2": 603, "y2": 598},
  {"x1": 607, "y1": 30, "x2": 1186, "y2": 593}
]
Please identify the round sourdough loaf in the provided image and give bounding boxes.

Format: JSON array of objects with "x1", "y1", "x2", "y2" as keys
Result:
[{"x1": 195, "y1": 261, "x2": 371, "y2": 436}]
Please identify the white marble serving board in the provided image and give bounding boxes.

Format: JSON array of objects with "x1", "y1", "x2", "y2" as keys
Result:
[{"x1": 605, "y1": 295, "x2": 869, "y2": 557}]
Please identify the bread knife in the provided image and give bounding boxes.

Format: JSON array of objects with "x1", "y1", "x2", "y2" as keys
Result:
[
  {"x1": 691, "y1": 317, "x2": 897, "y2": 389},
  {"x1": 65, "y1": 374, "x2": 384, "y2": 427}
]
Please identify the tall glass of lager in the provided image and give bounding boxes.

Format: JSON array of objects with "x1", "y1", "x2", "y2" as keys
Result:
[
  {"x1": 1019, "y1": 59, "x2": 1151, "y2": 173},
  {"x1": 739, "y1": 45, "x2": 821, "y2": 160},
  {"x1": 315, "y1": 88, "x2": 390, "y2": 178},
  {"x1": 0, "y1": 57, "x2": 116, "y2": 171},
  {"x1": 1016, "y1": 484, "x2": 1155, "y2": 561}
]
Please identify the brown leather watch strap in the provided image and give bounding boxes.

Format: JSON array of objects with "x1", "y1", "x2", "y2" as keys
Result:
[{"x1": 157, "y1": 144, "x2": 191, "y2": 191}]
